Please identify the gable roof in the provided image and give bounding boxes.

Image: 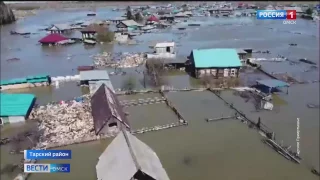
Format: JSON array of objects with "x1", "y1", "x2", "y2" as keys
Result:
[
  {"x1": 96, "y1": 130, "x2": 170, "y2": 180},
  {"x1": 38, "y1": 33, "x2": 68, "y2": 43},
  {"x1": 90, "y1": 84, "x2": 130, "y2": 135},
  {"x1": 192, "y1": 48, "x2": 242, "y2": 68},
  {"x1": 49, "y1": 24, "x2": 71, "y2": 31},
  {"x1": 0, "y1": 93, "x2": 35, "y2": 117},
  {"x1": 155, "y1": 42, "x2": 175, "y2": 48}
]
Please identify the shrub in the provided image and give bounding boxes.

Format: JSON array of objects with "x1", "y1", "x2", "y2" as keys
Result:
[{"x1": 96, "y1": 31, "x2": 114, "y2": 43}]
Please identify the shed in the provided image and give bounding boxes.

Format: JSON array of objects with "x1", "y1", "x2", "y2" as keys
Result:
[
  {"x1": 90, "y1": 84, "x2": 130, "y2": 136},
  {"x1": 0, "y1": 93, "x2": 36, "y2": 125},
  {"x1": 96, "y1": 130, "x2": 170, "y2": 180},
  {"x1": 80, "y1": 24, "x2": 109, "y2": 40},
  {"x1": 80, "y1": 70, "x2": 110, "y2": 82},
  {"x1": 190, "y1": 48, "x2": 242, "y2": 78},
  {"x1": 256, "y1": 79, "x2": 289, "y2": 94},
  {"x1": 155, "y1": 42, "x2": 175, "y2": 54},
  {"x1": 38, "y1": 34, "x2": 68, "y2": 45}
]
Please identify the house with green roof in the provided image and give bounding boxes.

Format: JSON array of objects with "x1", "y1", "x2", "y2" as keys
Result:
[
  {"x1": 0, "y1": 93, "x2": 36, "y2": 125},
  {"x1": 189, "y1": 48, "x2": 242, "y2": 78}
]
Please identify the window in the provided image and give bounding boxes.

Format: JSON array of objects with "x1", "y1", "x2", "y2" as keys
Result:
[
  {"x1": 166, "y1": 46, "x2": 171, "y2": 53},
  {"x1": 108, "y1": 122, "x2": 117, "y2": 127}
]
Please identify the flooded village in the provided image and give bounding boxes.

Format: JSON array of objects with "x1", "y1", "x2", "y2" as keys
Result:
[{"x1": 0, "y1": 1, "x2": 319, "y2": 180}]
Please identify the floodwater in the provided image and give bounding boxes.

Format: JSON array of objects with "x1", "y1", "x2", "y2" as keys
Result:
[{"x1": 1, "y1": 6, "x2": 319, "y2": 180}]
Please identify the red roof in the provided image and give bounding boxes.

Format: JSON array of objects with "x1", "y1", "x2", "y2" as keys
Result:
[
  {"x1": 147, "y1": 15, "x2": 160, "y2": 22},
  {"x1": 39, "y1": 33, "x2": 68, "y2": 43}
]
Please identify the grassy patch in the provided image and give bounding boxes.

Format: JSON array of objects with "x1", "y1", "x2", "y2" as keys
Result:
[
  {"x1": 164, "y1": 70, "x2": 187, "y2": 76},
  {"x1": 11, "y1": 5, "x2": 40, "y2": 11}
]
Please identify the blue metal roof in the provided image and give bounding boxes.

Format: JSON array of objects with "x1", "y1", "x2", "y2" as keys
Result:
[
  {"x1": 192, "y1": 48, "x2": 242, "y2": 68},
  {"x1": 0, "y1": 93, "x2": 35, "y2": 117},
  {"x1": 256, "y1": 79, "x2": 289, "y2": 88}
]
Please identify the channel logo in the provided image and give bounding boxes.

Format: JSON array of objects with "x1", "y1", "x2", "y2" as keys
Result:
[
  {"x1": 256, "y1": 10, "x2": 296, "y2": 20},
  {"x1": 24, "y1": 164, "x2": 70, "y2": 173}
]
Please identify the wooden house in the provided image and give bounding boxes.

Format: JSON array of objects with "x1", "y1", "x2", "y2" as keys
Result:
[
  {"x1": 189, "y1": 48, "x2": 242, "y2": 78},
  {"x1": 47, "y1": 24, "x2": 72, "y2": 34},
  {"x1": 38, "y1": 33, "x2": 69, "y2": 45}
]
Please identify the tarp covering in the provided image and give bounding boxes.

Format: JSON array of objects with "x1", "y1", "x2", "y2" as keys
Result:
[
  {"x1": 0, "y1": 93, "x2": 35, "y2": 117},
  {"x1": 256, "y1": 79, "x2": 290, "y2": 88},
  {"x1": 38, "y1": 33, "x2": 68, "y2": 43}
]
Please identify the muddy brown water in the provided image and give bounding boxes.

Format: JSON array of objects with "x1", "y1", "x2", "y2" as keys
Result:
[{"x1": 1, "y1": 6, "x2": 319, "y2": 180}]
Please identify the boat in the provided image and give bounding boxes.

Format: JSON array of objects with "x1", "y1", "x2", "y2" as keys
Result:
[
  {"x1": 299, "y1": 58, "x2": 316, "y2": 65},
  {"x1": 188, "y1": 24, "x2": 201, "y2": 26},
  {"x1": 177, "y1": 27, "x2": 186, "y2": 30},
  {"x1": 10, "y1": 31, "x2": 31, "y2": 35},
  {"x1": 77, "y1": 66, "x2": 94, "y2": 71},
  {"x1": 311, "y1": 168, "x2": 320, "y2": 176},
  {"x1": 87, "y1": 13, "x2": 96, "y2": 16},
  {"x1": 83, "y1": 39, "x2": 96, "y2": 45}
]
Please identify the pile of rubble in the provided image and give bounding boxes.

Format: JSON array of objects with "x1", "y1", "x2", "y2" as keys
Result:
[
  {"x1": 31, "y1": 96, "x2": 95, "y2": 149},
  {"x1": 92, "y1": 52, "x2": 146, "y2": 68}
]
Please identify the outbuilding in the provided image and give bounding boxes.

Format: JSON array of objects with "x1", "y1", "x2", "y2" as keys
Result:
[
  {"x1": 79, "y1": 70, "x2": 114, "y2": 93},
  {"x1": 116, "y1": 20, "x2": 143, "y2": 31},
  {"x1": 0, "y1": 93, "x2": 36, "y2": 125},
  {"x1": 255, "y1": 79, "x2": 289, "y2": 94},
  {"x1": 189, "y1": 48, "x2": 242, "y2": 78}
]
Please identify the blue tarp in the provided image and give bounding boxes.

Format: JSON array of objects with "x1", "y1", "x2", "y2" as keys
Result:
[{"x1": 256, "y1": 79, "x2": 289, "y2": 88}]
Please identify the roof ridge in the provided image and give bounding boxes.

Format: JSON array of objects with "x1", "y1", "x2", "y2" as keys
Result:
[{"x1": 121, "y1": 128, "x2": 141, "y2": 170}]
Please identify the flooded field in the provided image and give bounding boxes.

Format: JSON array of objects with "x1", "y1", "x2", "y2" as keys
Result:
[{"x1": 1, "y1": 3, "x2": 319, "y2": 180}]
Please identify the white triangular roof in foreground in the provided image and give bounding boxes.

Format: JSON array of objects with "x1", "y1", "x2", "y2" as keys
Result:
[{"x1": 96, "y1": 130, "x2": 170, "y2": 180}]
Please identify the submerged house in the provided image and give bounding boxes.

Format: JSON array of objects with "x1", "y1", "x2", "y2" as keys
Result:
[
  {"x1": 47, "y1": 24, "x2": 72, "y2": 34},
  {"x1": 116, "y1": 20, "x2": 143, "y2": 31},
  {"x1": 189, "y1": 48, "x2": 242, "y2": 78},
  {"x1": 0, "y1": 93, "x2": 36, "y2": 125},
  {"x1": 80, "y1": 23, "x2": 109, "y2": 40},
  {"x1": 146, "y1": 15, "x2": 160, "y2": 24},
  {"x1": 38, "y1": 34, "x2": 69, "y2": 45},
  {"x1": 90, "y1": 84, "x2": 129, "y2": 136},
  {"x1": 96, "y1": 130, "x2": 170, "y2": 180}
]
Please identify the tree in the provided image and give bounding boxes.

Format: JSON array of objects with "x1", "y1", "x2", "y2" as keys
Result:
[
  {"x1": 134, "y1": 12, "x2": 144, "y2": 22},
  {"x1": 122, "y1": 77, "x2": 136, "y2": 91},
  {"x1": 305, "y1": 8, "x2": 313, "y2": 15},
  {"x1": 96, "y1": 31, "x2": 114, "y2": 43},
  {"x1": 145, "y1": 59, "x2": 166, "y2": 87}
]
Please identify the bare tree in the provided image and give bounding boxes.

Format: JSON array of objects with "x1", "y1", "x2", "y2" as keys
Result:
[{"x1": 145, "y1": 59, "x2": 167, "y2": 87}]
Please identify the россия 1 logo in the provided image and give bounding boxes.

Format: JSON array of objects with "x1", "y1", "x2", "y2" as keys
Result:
[{"x1": 256, "y1": 10, "x2": 297, "y2": 25}]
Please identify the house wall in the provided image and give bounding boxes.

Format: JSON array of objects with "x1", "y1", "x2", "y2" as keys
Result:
[
  {"x1": 155, "y1": 46, "x2": 174, "y2": 54},
  {"x1": 8, "y1": 116, "x2": 25, "y2": 124},
  {"x1": 195, "y1": 67, "x2": 240, "y2": 78}
]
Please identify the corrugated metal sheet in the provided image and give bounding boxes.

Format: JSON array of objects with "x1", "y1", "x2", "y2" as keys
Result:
[
  {"x1": 80, "y1": 70, "x2": 110, "y2": 81},
  {"x1": 256, "y1": 79, "x2": 290, "y2": 88},
  {"x1": 0, "y1": 93, "x2": 35, "y2": 117},
  {"x1": 90, "y1": 84, "x2": 129, "y2": 135},
  {"x1": 26, "y1": 75, "x2": 48, "y2": 79},
  {"x1": 192, "y1": 48, "x2": 242, "y2": 68},
  {"x1": 96, "y1": 130, "x2": 170, "y2": 180}
]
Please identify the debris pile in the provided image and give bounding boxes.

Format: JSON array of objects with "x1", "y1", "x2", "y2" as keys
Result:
[
  {"x1": 31, "y1": 96, "x2": 95, "y2": 149},
  {"x1": 92, "y1": 52, "x2": 146, "y2": 68}
]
